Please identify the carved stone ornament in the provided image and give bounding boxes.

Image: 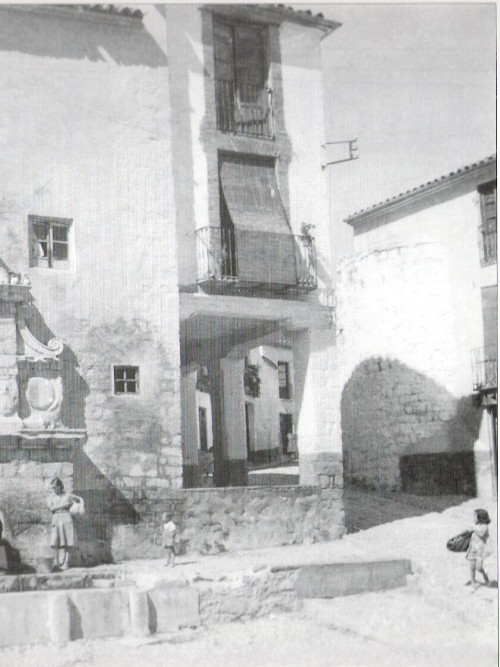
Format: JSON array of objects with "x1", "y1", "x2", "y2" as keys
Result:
[
  {"x1": 0, "y1": 366, "x2": 22, "y2": 432},
  {"x1": 18, "y1": 318, "x2": 63, "y2": 361},
  {"x1": 0, "y1": 375, "x2": 18, "y2": 417},
  {"x1": 22, "y1": 376, "x2": 63, "y2": 430}
]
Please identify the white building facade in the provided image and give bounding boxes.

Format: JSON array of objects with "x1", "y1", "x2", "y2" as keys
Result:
[{"x1": 336, "y1": 156, "x2": 497, "y2": 496}]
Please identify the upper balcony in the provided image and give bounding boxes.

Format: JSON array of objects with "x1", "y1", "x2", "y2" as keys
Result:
[
  {"x1": 215, "y1": 79, "x2": 274, "y2": 139},
  {"x1": 472, "y1": 344, "x2": 497, "y2": 394},
  {"x1": 195, "y1": 226, "x2": 317, "y2": 292}
]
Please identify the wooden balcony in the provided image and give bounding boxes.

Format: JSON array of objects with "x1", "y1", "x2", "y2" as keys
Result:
[
  {"x1": 215, "y1": 79, "x2": 274, "y2": 139},
  {"x1": 195, "y1": 226, "x2": 317, "y2": 291}
]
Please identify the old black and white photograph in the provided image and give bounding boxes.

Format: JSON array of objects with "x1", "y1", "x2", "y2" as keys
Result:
[{"x1": 0, "y1": 2, "x2": 497, "y2": 665}]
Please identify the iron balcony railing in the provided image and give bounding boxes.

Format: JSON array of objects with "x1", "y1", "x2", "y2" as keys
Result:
[
  {"x1": 481, "y1": 227, "x2": 497, "y2": 265},
  {"x1": 195, "y1": 226, "x2": 317, "y2": 289},
  {"x1": 215, "y1": 79, "x2": 274, "y2": 139},
  {"x1": 472, "y1": 345, "x2": 498, "y2": 392}
]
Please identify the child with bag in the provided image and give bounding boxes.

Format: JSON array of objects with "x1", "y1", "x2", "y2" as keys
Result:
[{"x1": 465, "y1": 508, "x2": 492, "y2": 587}]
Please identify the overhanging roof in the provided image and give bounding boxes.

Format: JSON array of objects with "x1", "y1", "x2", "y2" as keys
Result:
[
  {"x1": 204, "y1": 4, "x2": 341, "y2": 36},
  {"x1": 346, "y1": 155, "x2": 497, "y2": 228}
]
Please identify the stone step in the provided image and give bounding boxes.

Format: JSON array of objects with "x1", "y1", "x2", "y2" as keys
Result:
[{"x1": 292, "y1": 559, "x2": 412, "y2": 599}]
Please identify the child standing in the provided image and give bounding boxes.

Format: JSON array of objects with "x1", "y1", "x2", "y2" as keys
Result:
[
  {"x1": 466, "y1": 509, "x2": 492, "y2": 587},
  {"x1": 162, "y1": 512, "x2": 177, "y2": 567}
]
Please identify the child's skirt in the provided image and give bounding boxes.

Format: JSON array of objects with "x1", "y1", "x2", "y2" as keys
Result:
[{"x1": 466, "y1": 530, "x2": 491, "y2": 564}]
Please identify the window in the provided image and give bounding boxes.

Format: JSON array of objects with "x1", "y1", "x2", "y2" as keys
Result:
[
  {"x1": 213, "y1": 18, "x2": 272, "y2": 137},
  {"x1": 29, "y1": 215, "x2": 71, "y2": 268},
  {"x1": 479, "y1": 183, "x2": 497, "y2": 265},
  {"x1": 278, "y1": 362, "x2": 291, "y2": 399},
  {"x1": 113, "y1": 366, "x2": 139, "y2": 395}
]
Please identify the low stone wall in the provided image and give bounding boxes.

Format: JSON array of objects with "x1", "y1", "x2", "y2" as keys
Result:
[
  {"x1": 110, "y1": 485, "x2": 345, "y2": 561},
  {"x1": 1, "y1": 444, "x2": 344, "y2": 568}
]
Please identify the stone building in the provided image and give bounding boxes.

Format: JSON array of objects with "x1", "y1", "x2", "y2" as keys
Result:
[
  {"x1": 336, "y1": 156, "x2": 497, "y2": 497},
  {"x1": 0, "y1": 4, "x2": 344, "y2": 563}
]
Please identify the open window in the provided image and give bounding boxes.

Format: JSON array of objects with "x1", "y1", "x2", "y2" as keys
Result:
[
  {"x1": 28, "y1": 215, "x2": 71, "y2": 269},
  {"x1": 213, "y1": 18, "x2": 272, "y2": 137}
]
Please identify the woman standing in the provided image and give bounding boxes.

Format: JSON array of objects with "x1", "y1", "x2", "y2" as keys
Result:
[{"x1": 47, "y1": 477, "x2": 83, "y2": 570}]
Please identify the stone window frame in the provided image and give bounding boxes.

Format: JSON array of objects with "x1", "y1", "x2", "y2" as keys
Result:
[
  {"x1": 112, "y1": 365, "x2": 140, "y2": 396},
  {"x1": 28, "y1": 215, "x2": 72, "y2": 269}
]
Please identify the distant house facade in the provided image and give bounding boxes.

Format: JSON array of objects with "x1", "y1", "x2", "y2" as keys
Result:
[
  {"x1": 337, "y1": 156, "x2": 497, "y2": 497},
  {"x1": 0, "y1": 4, "x2": 345, "y2": 563}
]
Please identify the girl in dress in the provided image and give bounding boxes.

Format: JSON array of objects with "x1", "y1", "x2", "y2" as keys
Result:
[
  {"x1": 466, "y1": 508, "x2": 492, "y2": 587},
  {"x1": 161, "y1": 512, "x2": 177, "y2": 567},
  {"x1": 47, "y1": 477, "x2": 83, "y2": 570}
]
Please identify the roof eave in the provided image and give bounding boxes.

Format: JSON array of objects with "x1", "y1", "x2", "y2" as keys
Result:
[
  {"x1": 346, "y1": 158, "x2": 497, "y2": 228},
  {"x1": 202, "y1": 4, "x2": 341, "y2": 35}
]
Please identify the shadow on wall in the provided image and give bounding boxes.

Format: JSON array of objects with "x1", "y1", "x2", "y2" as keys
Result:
[
  {"x1": 72, "y1": 447, "x2": 140, "y2": 566},
  {"x1": 0, "y1": 6, "x2": 167, "y2": 67},
  {"x1": 20, "y1": 303, "x2": 89, "y2": 429},
  {"x1": 341, "y1": 357, "x2": 482, "y2": 496}
]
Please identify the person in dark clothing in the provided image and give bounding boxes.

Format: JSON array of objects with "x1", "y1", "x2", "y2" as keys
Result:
[{"x1": 0, "y1": 518, "x2": 21, "y2": 574}]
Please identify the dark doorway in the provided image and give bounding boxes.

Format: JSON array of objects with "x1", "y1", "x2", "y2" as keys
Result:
[
  {"x1": 198, "y1": 407, "x2": 208, "y2": 452},
  {"x1": 280, "y1": 413, "x2": 293, "y2": 455},
  {"x1": 245, "y1": 402, "x2": 254, "y2": 457}
]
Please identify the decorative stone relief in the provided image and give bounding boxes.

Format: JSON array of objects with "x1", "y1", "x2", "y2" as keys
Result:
[
  {"x1": 22, "y1": 377, "x2": 63, "y2": 430},
  {"x1": 0, "y1": 361, "x2": 22, "y2": 432},
  {"x1": 18, "y1": 317, "x2": 64, "y2": 361}
]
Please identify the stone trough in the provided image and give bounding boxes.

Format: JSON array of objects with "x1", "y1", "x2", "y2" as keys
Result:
[{"x1": 0, "y1": 557, "x2": 412, "y2": 647}]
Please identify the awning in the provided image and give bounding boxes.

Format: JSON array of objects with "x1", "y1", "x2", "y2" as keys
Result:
[{"x1": 220, "y1": 156, "x2": 296, "y2": 285}]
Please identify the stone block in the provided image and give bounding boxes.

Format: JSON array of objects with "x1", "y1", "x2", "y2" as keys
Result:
[
  {"x1": 295, "y1": 560, "x2": 412, "y2": 599},
  {"x1": 48, "y1": 592, "x2": 72, "y2": 643},
  {"x1": 67, "y1": 588, "x2": 130, "y2": 639},
  {"x1": 0, "y1": 591, "x2": 50, "y2": 646},
  {"x1": 129, "y1": 588, "x2": 151, "y2": 637},
  {"x1": 147, "y1": 585, "x2": 200, "y2": 632}
]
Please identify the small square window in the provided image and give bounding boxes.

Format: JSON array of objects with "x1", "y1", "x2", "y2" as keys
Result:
[
  {"x1": 113, "y1": 366, "x2": 139, "y2": 395},
  {"x1": 29, "y1": 215, "x2": 71, "y2": 268}
]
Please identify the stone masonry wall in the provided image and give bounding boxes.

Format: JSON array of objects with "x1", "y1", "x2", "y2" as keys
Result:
[
  {"x1": 110, "y1": 485, "x2": 345, "y2": 561},
  {"x1": 342, "y1": 358, "x2": 481, "y2": 492}
]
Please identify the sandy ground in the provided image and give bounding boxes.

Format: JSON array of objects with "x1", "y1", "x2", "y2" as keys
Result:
[{"x1": 0, "y1": 496, "x2": 497, "y2": 667}]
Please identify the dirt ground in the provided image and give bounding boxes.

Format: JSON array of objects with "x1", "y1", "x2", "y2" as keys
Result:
[{"x1": 0, "y1": 495, "x2": 497, "y2": 667}]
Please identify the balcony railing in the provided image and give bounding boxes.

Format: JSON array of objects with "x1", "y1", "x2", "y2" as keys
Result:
[
  {"x1": 472, "y1": 345, "x2": 498, "y2": 392},
  {"x1": 195, "y1": 226, "x2": 317, "y2": 289},
  {"x1": 215, "y1": 79, "x2": 274, "y2": 139},
  {"x1": 481, "y1": 227, "x2": 497, "y2": 265}
]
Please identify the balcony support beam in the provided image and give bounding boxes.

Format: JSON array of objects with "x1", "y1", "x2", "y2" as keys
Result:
[{"x1": 180, "y1": 293, "x2": 333, "y2": 333}]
